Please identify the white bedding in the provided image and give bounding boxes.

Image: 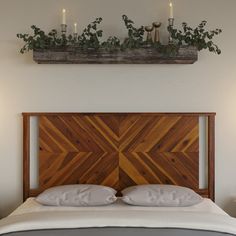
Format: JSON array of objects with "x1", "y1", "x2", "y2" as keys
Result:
[
  {"x1": 10, "y1": 197, "x2": 228, "y2": 216},
  {"x1": 1, "y1": 198, "x2": 236, "y2": 235}
]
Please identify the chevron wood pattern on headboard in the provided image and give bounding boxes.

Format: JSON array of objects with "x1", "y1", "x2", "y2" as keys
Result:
[{"x1": 22, "y1": 113, "x2": 216, "y2": 201}]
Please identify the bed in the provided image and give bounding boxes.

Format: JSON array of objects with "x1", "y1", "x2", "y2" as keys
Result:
[{"x1": 1, "y1": 112, "x2": 236, "y2": 236}]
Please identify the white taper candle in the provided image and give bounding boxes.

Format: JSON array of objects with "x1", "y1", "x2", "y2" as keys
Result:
[
  {"x1": 169, "y1": 2, "x2": 174, "y2": 18},
  {"x1": 74, "y1": 23, "x2": 77, "y2": 34},
  {"x1": 62, "y1": 9, "x2": 66, "y2": 24}
]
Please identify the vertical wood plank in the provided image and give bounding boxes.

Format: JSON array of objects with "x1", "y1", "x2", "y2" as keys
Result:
[
  {"x1": 208, "y1": 115, "x2": 215, "y2": 201},
  {"x1": 23, "y1": 114, "x2": 30, "y2": 201}
]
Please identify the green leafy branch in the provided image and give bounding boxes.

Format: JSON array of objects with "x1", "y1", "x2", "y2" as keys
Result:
[
  {"x1": 101, "y1": 36, "x2": 121, "y2": 52},
  {"x1": 121, "y1": 15, "x2": 145, "y2": 49},
  {"x1": 78, "y1": 17, "x2": 103, "y2": 50},
  {"x1": 168, "y1": 21, "x2": 222, "y2": 54},
  {"x1": 17, "y1": 26, "x2": 65, "y2": 54}
]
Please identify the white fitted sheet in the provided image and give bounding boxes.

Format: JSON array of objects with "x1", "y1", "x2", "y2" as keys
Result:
[{"x1": 10, "y1": 197, "x2": 227, "y2": 216}]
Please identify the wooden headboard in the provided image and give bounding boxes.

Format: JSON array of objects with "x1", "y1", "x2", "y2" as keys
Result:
[{"x1": 23, "y1": 112, "x2": 215, "y2": 201}]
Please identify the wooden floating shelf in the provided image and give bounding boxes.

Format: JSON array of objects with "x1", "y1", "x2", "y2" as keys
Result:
[{"x1": 33, "y1": 46, "x2": 198, "y2": 64}]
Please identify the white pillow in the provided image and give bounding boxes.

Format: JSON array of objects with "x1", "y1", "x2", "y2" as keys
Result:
[
  {"x1": 121, "y1": 185, "x2": 203, "y2": 207},
  {"x1": 36, "y1": 185, "x2": 117, "y2": 206}
]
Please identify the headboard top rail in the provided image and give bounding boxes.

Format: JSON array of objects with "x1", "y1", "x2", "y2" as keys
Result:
[{"x1": 23, "y1": 112, "x2": 216, "y2": 116}]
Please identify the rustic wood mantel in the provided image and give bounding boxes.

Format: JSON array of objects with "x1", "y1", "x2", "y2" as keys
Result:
[{"x1": 33, "y1": 46, "x2": 198, "y2": 64}]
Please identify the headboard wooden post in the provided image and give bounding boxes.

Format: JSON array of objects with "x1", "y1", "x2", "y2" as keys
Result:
[
  {"x1": 23, "y1": 114, "x2": 30, "y2": 201},
  {"x1": 208, "y1": 115, "x2": 215, "y2": 201},
  {"x1": 22, "y1": 112, "x2": 216, "y2": 201}
]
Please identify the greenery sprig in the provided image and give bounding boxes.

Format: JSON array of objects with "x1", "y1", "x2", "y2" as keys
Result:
[
  {"x1": 101, "y1": 36, "x2": 121, "y2": 52},
  {"x1": 17, "y1": 26, "x2": 63, "y2": 53},
  {"x1": 121, "y1": 15, "x2": 145, "y2": 49},
  {"x1": 78, "y1": 17, "x2": 103, "y2": 50},
  {"x1": 17, "y1": 15, "x2": 222, "y2": 56},
  {"x1": 168, "y1": 21, "x2": 222, "y2": 54}
]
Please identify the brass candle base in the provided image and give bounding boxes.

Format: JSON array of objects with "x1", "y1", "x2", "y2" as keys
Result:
[
  {"x1": 61, "y1": 24, "x2": 67, "y2": 35},
  {"x1": 145, "y1": 25, "x2": 154, "y2": 43},
  {"x1": 73, "y1": 33, "x2": 78, "y2": 41},
  {"x1": 153, "y1": 22, "x2": 162, "y2": 43}
]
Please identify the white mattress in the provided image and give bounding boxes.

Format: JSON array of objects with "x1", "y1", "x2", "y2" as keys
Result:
[
  {"x1": 1, "y1": 198, "x2": 236, "y2": 235},
  {"x1": 10, "y1": 197, "x2": 227, "y2": 216}
]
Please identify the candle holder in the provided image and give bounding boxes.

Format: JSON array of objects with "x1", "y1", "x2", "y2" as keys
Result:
[
  {"x1": 61, "y1": 24, "x2": 67, "y2": 35},
  {"x1": 145, "y1": 25, "x2": 154, "y2": 44},
  {"x1": 168, "y1": 18, "x2": 174, "y2": 44},
  {"x1": 152, "y1": 22, "x2": 162, "y2": 43},
  {"x1": 73, "y1": 33, "x2": 78, "y2": 42}
]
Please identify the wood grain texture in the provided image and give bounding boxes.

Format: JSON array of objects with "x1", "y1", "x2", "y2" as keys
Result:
[
  {"x1": 23, "y1": 115, "x2": 30, "y2": 200},
  {"x1": 38, "y1": 114, "x2": 199, "y2": 192},
  {"x1": 22, "y1": 113, "x2": 215, "y2": 201},
  {"x1": 33, "y1": 46, "x2": 198, "y2": 64},
  {"x1": 208, "y1": 115, "x2": 215, "y2": 201}
]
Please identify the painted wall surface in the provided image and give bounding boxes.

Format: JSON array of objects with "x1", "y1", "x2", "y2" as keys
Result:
[{"x1": 0, "y1": 0, "x2": 236, "y2": 217}]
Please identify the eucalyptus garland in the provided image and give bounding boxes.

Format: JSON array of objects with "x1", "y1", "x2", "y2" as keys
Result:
[{"x1": 17, "y1": 15, "x2": 222, "y2": 55}]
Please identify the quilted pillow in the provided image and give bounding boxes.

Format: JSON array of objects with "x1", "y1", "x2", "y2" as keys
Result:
[
  {"x1": 121, "y1": 185, "x2": 203, "y2": 207},
  {"x1": 36, "y1": 185, "x2": 117, "y2": 206}
]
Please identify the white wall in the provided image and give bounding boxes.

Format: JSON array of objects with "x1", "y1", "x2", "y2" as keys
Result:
[{"x1": 1, "y1": 0, "x2": 236, "y2": 218}]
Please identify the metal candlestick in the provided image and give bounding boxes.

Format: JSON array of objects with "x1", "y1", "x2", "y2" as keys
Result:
[
  {"x1": 145, "y1": 25, "x2": 154, "y2": 44},
  {"x1": 168, "y1": 18, "x2": 174, "y2": 44},
  {"x1": 73, "y1": 33, "x2": 78, "y2": 41},
  {"x1": 61, "y1": 24, "x2": 67, "y2": 35},
  {"x1": 153, "y1": 22, "x2": 162, "y2": 43}
]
